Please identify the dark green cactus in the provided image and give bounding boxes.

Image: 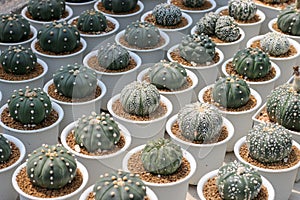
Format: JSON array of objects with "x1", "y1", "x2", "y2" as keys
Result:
[
  {"x1": 26, "y1": 144, "x2": 77, "y2": 189},
  {"x1": 228, "y1": 0, "x2": 257, "y2": 21},
  {"x1": 0, "y1": 134, "x2": 11, "y2": 163},
  {"x1": 76, "y1": 9, "x2": 107, "y2": 33},
  {"x1": 212, "y1": 75, "x2": 251, "y2": 109},
  {"x1": 149, "y1": 60, "x2": 187, "y2": 90},
  {"x1": 0, "y1": 13, "x2": 31, "y2": 43},
  {"x1": 216, "y1": 161, "x2": 262, "y2": 200},
  {"x1": 102, "y1": 0, "x2": 138, "y2": 13},
  {"x1": 74, "y1": 112, "x2": 121, "y2": 152},
  {"x1": 232, "y1": 47, "x2": 271, "y2": 79},
  {"x1": 37, "y1": 21, "x2": 81, "y2": 54},
  {"x1": 195, "y1": 12, "x2": 220, "y2": 36},
  {"x1": 277, "y1": 1, "x2": 300, "y2": 36},
  {"x1": 141, "y1": 138, "x2": 183, "y2": 175},
  {"x1": 178, "y1": 33, "x2": 216, "y2": 64},
  {"x1": 53, "y1": 63, "x2": 97, "y2": 98},
  {"x1": 97, "y1": 43, "x2": 130, "y2": 70},
  {"x1": 120, "y1": 81, "x2": 160, "y2": 117},
  {"x1": 215, "y1": 16, "x2": 240, "y2": 42},
  {"x1": 182, "y1": 0, "x2": 205, "y2": 7},
  {"x1": 261, "y1": 0, "x2": 288, "y2": 3},
  {"x1": 27, "y1": 0, "x2": 66, "y2": 21},
  {"x1": 7, "y1": 87, "x2": 52, "y2": 125},
  {"x1": 152, "y1": 3, "x2": 182, "y2": 26},
  {"x1": 260, "y1": 32, "x2": 290, "y2": 56},
  {"x1": 124, "y1": 21, "x2": 161, "y2": 49},
  {"x1": 0, "y1": 45, "x2": 37, "y2": 75},
  {"x1": 246, "y1": 123, "x2": 292, "y2": 163},
  {"x1": 93, "y1": 170, "x2": 147, "y2": 200}
]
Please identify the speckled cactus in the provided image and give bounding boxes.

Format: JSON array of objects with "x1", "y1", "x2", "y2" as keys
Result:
[
  {"x1": 266, "y1": 66, "x2": 300, "y2": 131},
  {"x1": 0, "y1": 134, "x2": 11, "y2": 163},
  {"x1": 26, "y1": 144, "x2": 77, "y2": 189},
  {"x1": 102, "y1": 0, "x2": 138, "y2": 13},
  {"x1": 120, "y1": 81, "x2": 160, "y2": 116},
  {"x1": 216, "y1": 161, "x2": 262, "y2": 200},
  {"x1": 0, "y1": 13, "x2": 30, "y2": 43},
  {"x1": 212, "y1": 75, "x2": 251, "y2": 108},
  {"x1": 27, "y1": 0, "x2": 66, "y2": 21},
  {"x1": 232, "y1": 47, "x2": 271, "y2": 79},
  {"x1": 246, "y1": 123, "x2": 292, "y2": 163},
  {"x1": 7, "y1": 87, "x2": 52, "y2": 125},
  {"x1": 76, "y1": 9, "x2": 107, "y2": 33},
  {"x1": 261, "y1": 0, "x2": 288, "y2": 3},
  {"x1": 93, "y1": 170, "x2": 147, "y2": 200},
  {"x1": 97, "y1": 43, "x2": 130, "y2": 70},
  {"x1": 195, "y1": 12, "x2": 220, "y2": 36},
  {"x1": 182, "y1": 0, "x2": 205, "y2": 7},
  {"x1": 277, "y1": 1, "x2": 300, "y2": 36},
  {"x1": 215, "y1": 16, "x2": 240, "y2": 42},
  {"x1": 177, "y1": 102, "x2": 223, "y2": 142},
  {"x1": 141, "y1": 138, "x2": 183, "y2": 175},
  {"x1": 178, "y1": 33, "x2": 216, "y2": 64},
  {"x1": 124, "y1": 21, "x2": 161, "y2": 48},
  {"x1": 149, "y1": 60, "x2": 187, "y2": 90},
  {"x1": 37, "y1": 21, "x2": 80, "y2": 54},
  {"x1": 228, "y1": 0, "x2": 257, "y2": 21},
  {"x1": 74, "y1": 112, "x2": 121, "y2": 152},
  {"x1": 152, "y1": 3, "x2": 182, "y2": 26},
  {"x1": 0, "y1": 45, "x2": 37, "y2": 75},
  {"x1": 260, "y1": 32, "x2": 290, "y2": 56},
  {"x1": 53, "y1": 63, "x2": 97, "y2": 98}
]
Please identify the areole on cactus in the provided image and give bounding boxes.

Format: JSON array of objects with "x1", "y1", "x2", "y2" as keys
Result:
[{"x1": 0, "y1": 134, "x2": 11, "y2": 163}]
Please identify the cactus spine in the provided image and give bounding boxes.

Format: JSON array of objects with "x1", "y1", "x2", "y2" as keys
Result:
[{"x1": 0, "y1": 134, "x2": 11, "y2": 163}]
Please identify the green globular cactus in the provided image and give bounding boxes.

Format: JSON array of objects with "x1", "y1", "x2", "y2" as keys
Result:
[
  {"x1": 120, "y1": 81, "x2": 160, "y2": 117},
  {"x1": 53, "y1": 63, "x2": 97, "y2": 99},
  {"x1": 266, "y1": 66, "x2": 300, "y2": 131},
  {"x1": 0, "y1": 13, "x2": 31, "y2": 43},
  {"x1": 149, "y1": 60, "x2": 187, "y2": 90},
  {"x1": 228, "y1": 0, "x2": 257, "y2": 21},
  {"x1": 177, "y1": 102, "x2": 223, "y2": 142},
  {"x1": 93, "y1": 170, "x2": 147, "y2": 200},
  {"x1": 260, "y1": 32, "x2": 290, "y2": 56},
  {"x1": 7, "y1": 87, "x2": 52, "y2": 125},
  {"x1": 216, "y1": 161, "x2": 262, "y2": 200},
  {"x1": 183, "y1": 0, "x2": 205, "y2": 7},
  {"x1": 76, "y1": 9, "x2": 107, "y2": 33},
  {"x1": 0, "y1": 134, "x2": 11, "y2": 163},
  {"x1": 215, "y1": 16, "x2": 240, "y2": 42},
  {"x1": 102, "y1": 0, "x2": 138, "y2": 13},
  {"x1": 277, "y1": 2, "x2": 300, "y2": 36},
  {"x1": 246, "y1": 123, "x2": 292, "y2": 163},
  {"x1": 212, "y1": 75, "x2": 251, "y2": 109},
  {"x1": 97, "y1": 43, "x2": 130, "y2": 70},
  {"x1": 37, "y1": 21, "x2": 81, "y2": 54},
  {"x1": 141, "y1": 138, "x2": 183, "y2": 175},
  {"x1": 152, "y1": 3, "x2": 182, "y2": 26},
  {"x1": 27, "y1": 0, "x2": 66, "y2": 21},
  {"x1": 26, "y1": 144, "x2": 77, "y2": 189},
  {"x1": 232, "y1": 47, "x2": 271, "y2": 79},
  {"x1": 0, "y1": 45, "x2": 37, "y2": 75},
  {"x1": 195, "y1": 12, "x2": 220, "y2": 36},
  {"x1": 74, "y1": 112, "x2": 121, "y2": 152},
  {"x1": 178, "y1": 33, "x2": 216, "y2": 64},
  {"x1": 124, "y1": 21, "x2": 161, "y2": 49}
]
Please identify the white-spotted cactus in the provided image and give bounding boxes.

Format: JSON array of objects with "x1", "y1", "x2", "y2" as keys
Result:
[
  {"x1": 277, "y1": 1, "x2": 300, "y2": 36},
  {"x1": 183, "y1": 0, "x2": 205, "y2": 7},
  {"x1": 260, "y1": 32, "x2": 290, "y2": 56},
  {"x1": 195, "y1": 12, "x2": 220, "y2": 36},
  {"x1": 215, "y1": 16, "x2": 240, "y2": 42},
  {"x1": 228, "y1": 0, "x2": 257, "y2": 21},
  {"x1": 152, "y1": 3, "x2": 182, "y2": 26},
  {"x1": 102, "y1": 0, "x2": 138, "y2": 13},
  {"x1": 27, "y1": 0, "x2": 66, "y2": 21},
  {"x1": 76, "y1": 9, "x2": 107, "y2": 33},
  {"x1": 0, "y1": 134, "x2": 11, "y2": 163}
]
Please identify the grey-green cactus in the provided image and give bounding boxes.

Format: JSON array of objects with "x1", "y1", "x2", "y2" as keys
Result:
[
  {"x1": 228, "y1": 0, "x2": 257, "y2": 21},
  {"x1": 260, "y1": 32, "x2": 290, "y2": 56},
  {"x1": 141, "y1": 138, "x2": 183, "y2": 175},
  {"x1": 277, "y1": 1, "x2": 300, "y2": 36},
  {"x1": 0, "y1": 134, "x2": 11, "y2": 163},
  {"x1": 76, "y1": 9, "x2": 107, "y2": 33},
  {"x1": 27, "y1": 0, "x2": 66, "y2": 21},
  {"x1": 182, "y1": 0, "x2": 205, "y2": 7},
  {"x1": 215, "y1": 15, "x2": 240, "y2": 42},
  {"x1": 195, "y1": 12, "x2": 220, "y2": 36},
  {"x1": 177, "y1": 102, "x2": 223, "y2": 142},
  {"x1": 102, "y1": 0, "x2": 138, "y2": 13},
  {"x1": 216, "y1": 161, "x2": 262, "y2": 200},
  {"x1": 152, "y1": 3, "x2": 182, "y2": 26}
]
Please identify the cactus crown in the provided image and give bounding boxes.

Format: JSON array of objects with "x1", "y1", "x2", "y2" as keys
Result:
[
  {"x1": 215, "y1": 15, "x2": 240, "y2": 42},
  {"x1": 26, "y1": 144, "x2": 77, "y2": 189},
  {"x1": 152, "y1": 3, "x2": 182, "y2": 26},
  {"x1": 0, "y1": 134, "x2": 11, "y2": 163},
  {"x1": 27, "y1": 0, "x2": 66, "y2": 21},
  {"x1": 77, "y1": 9, "x2": 107, "y2": 33},
  {"x1": 102, "y1": 0, "x2": 138, "y2": 13},
  {"x1": 195, "y1": 12, "x2": 220, "y2": 36},
  {"x1": 260, "y1": 32, "x2": 290, "y2": 56},
  {"x1": 182, "y1": 0, "x2": 205, "y2": 7},
  {"x1": 141, "y1": 138, "x2": 183, "y2": 175},
  {"x1": 228, "y1": 0, "x2": 257, "y2": 21},
  {"x1": 93, "y1": 170, "x2": 147, "y2": 200}
]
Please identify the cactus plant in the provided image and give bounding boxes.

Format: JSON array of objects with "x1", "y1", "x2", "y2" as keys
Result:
[
  {"x1": 53, "y1": 63, "x2": 97, "y2": 99},
  {"x1": 124, "y1": 21, "x2": 161, "y2": 49},
  {"x1": 260, "y1": 32, "x2": 290, "y2": 56},
  {"x1": 266, "y1": 66, "x2": 300, "y2": 131},
  {"x1": 261, "y1": 0, "x2": 288, "y2": 3},
  {"x1": 212, "y1": 75, "x2": 251, "y2": 109},
  {"x1": 0, "y1": 13, "x2": 31, "y2": 43},
  {"x1": 152, "y1": 3, "x2": 182, "y2": 26},
  {"x1": 0, "y1": 45, "x2": 37, "y2": 75},
  {"x1": 120, "y1": 81, "x2": 160, "y2": 117},
  {"x1": 215, "y1": 15, "x2": 240, "y2": 42},
  {"x1": 195, "y1": 12, "x2": 220, "y2": 36},
  {"x1": 76, "y1": 9, "x2": 107, "y2": 33},
  {"x1": 149, "y1": 60, "x2": 187, "y2": 90},
  {"x1": 27, "y1": 0, "x2": 66, "y2": 21},
  {"x1": 102, "y1": 0, "x2": 138, "y2": 13},
  {"x1": 141, "y1": 138, "x2": 183, "y2": 175},
  {"x1": 7, "y1": 86, "x2": 52, "y2": 125},
  {"x1": 216, "y1": 161, "x2": 262, "y2": 200},
  {"x1": 277, "y1": 1, "x2": 300, "y2": 36},
  {"x1": 93, "y1": 170, "x2": 147, "y2": 200},
  {"x1": 177, "y1": 102, "x2": 223, "y2": 142},
  {"x1": 232, "y1": 47, "x2": 272, "y2": 79},
  {"x1": 97, "y1": 43, "x2": 130, "y2": 70},
  {"x1": 228, "y1": 0, "x2": 257, "y2": 21},
  {"x1": 74, "y1": 112, "x2": 121, "y2": 152},
  {"x1": 0, "y1": 134, "x2": 11, "y2": 163},
  {"x1": 178, "y1": 33, "x2": 216, "y2": 64},
  {"x1": 182, "y1": 0, "x2": 205, "y2": 7},
  {"x1": 26, "y1": 144, "x2": 77, "y2": 189},
  {"x1": 37, "y1": 21, "x2": 81, "y2": 54},
  {"x1": 246, "y1": 123, "x2": 292, "y2": 163}
]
